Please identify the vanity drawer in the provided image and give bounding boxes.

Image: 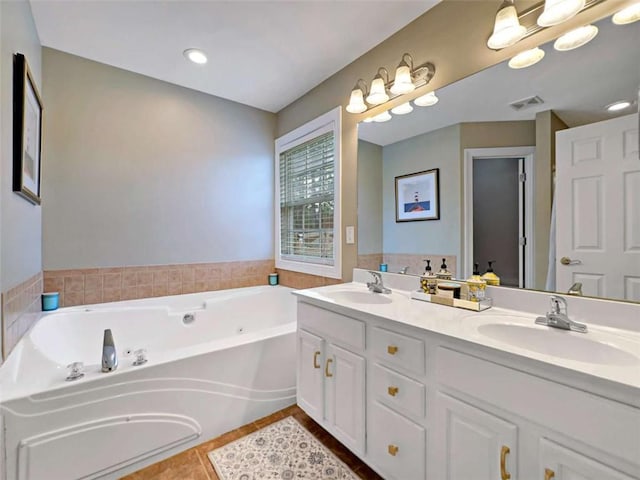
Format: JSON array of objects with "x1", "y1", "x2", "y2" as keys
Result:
[
  {"x1": 368, "y1": 401, "x2": 426, "y2": 480},
  {"x1": 297, "y1": 302, "x2": 365, "y2": 351},
  {"x1": 371, "y1": 327, "x2": 425, "y2": 375},
  {"x1": 372, "y1": 363, "x2": 426, "y2": 419}
]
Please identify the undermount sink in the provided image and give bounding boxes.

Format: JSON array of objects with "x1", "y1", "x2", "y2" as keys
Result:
[
  {"x1": 323, "y1": 290, "x2": 393, "y2": 305},
  {"x1": 476, "y1": 322, "x2": 639, "y2": 366}
]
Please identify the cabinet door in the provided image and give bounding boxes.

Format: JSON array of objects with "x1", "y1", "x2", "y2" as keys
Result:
[
  {"x1": 325, "y1": 343, "x2": 366, "y2": 454},
  {"x1": 297, "y1": 329, "x2": 324, "y2": 423},
  {"x1": 437, "y1": 392, "x2": 518, "y2": 480},
  {"x1": 539, "y1": 438, "x2": 636, "y2": 480}
]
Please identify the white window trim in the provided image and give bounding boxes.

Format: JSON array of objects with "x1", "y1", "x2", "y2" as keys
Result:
[{"x1": 275, "y1": 106, "x2": 342, "y2": 279}]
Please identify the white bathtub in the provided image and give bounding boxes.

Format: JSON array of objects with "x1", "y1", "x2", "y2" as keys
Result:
[{"x1": 0, "y1": 285, "x2": 297, "y2": 480}]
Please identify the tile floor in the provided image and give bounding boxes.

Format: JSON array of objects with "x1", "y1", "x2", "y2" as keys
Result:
[{"x1": 121, "y1": 404, "x2": 383, "y2": 480}]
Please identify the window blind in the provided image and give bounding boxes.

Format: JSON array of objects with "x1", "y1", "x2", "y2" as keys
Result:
[{"x1": 279, "y1": 130, "x2": 335, "y2": 265}]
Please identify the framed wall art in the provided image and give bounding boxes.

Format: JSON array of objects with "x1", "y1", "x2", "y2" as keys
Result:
[
  {"x1": 395, "y1": 168, "x2": 440, "y2": 222},
  {"x1": 13, "y1": 53, "x2": 43, "y2": 205}
]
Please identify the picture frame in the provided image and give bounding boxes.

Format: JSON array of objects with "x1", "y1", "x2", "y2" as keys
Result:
[
  {"x1": 13, "y1": 53, "x2": 43, "y2": 205},
  {"x1": 395, "y1": 168, "x2": 440, "y2": 222}
]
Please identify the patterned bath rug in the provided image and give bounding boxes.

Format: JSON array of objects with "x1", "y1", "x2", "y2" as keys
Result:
[{"x1": 208, "y1": 416, "x2": 359, "y2": 480}]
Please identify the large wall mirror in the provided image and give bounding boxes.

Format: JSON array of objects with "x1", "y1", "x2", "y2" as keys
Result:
[{"x1": 356, "y1": 15, "x2": 640, "y2": 303}]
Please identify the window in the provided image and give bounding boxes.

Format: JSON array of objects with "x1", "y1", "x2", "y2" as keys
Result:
[{"x1": 275, "y1": 107, "x2": 341, "y2": 278}]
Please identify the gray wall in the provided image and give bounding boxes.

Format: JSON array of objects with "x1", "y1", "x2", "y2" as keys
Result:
[
  {"x1": 1, "y1": 0, "x2": 42, "y2": 289},
  {"x1": 382, "y1": 124, "x2": 461, "y2": 257},
  {"x1": 357, "y1": 140, "x2": 382, "y2": 255},
  {"x1": 42, "y1": 49, "x2": 276, "y2": 269}
]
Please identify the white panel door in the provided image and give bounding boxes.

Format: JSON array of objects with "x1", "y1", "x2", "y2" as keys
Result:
[
  {"x1": 437, "y1": 392, "x2": 518, "y2": 480},
  {"x1": 539, "y1": 438, "x2": 635, "y2": 480},
  {"x1": 296, "y1": 329, "x2": 324, "y2": 423},
  {"x1": 325, "y1": 343, "x2": 366, "y2": 454},
  {"x1": 556, "y1": 114, "x2": 640, "y2": 300}
]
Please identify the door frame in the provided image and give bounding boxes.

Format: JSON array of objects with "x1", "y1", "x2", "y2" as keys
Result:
[{"x1": 462, "y1": 147, "x2": 535, "y2": 288}]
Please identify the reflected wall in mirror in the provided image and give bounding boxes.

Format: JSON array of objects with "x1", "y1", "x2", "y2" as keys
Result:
[{"x1": 356, "y1": 15, "x2": 640, "y2": 302}]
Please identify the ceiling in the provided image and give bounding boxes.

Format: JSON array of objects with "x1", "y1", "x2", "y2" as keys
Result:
[
  {"x1": 29, "y1": 0, "x2": 439, "y2": 113},
  {"x1": 359, "y1": 16, "x2": 640, "y2": 146}
]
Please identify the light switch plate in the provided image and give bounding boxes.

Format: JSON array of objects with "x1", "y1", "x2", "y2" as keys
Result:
[{"x1": 346, "y1": 226, "x2": 355, "y2": 244}]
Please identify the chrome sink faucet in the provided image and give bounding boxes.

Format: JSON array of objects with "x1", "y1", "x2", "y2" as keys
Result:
[
  {"x1": 102, "y1": 329, "x2": 118, "y2": 372},
  {"x1": 535, "y1": 295, "x2": 588, "y2": 333},
  {"x1": 367, "y1": 271, "x2": 391, "y2": 294}
]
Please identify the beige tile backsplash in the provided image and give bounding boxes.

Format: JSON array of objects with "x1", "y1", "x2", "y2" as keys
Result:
[
  {"x1": 44, "y1": 260, "x2": 276, "y2": 308},
  {"x1": 1, "y1": 272, "x2": 43, "y2": 360}
]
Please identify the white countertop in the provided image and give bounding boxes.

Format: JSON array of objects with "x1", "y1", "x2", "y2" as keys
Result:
[{"x1": 293, "y1": 281, "x2": 640, "y2": 395}]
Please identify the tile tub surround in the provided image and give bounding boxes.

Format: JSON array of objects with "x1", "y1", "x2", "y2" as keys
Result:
[
  {"x1": 43, "y1": 260, "x2": 275, "y2": 307},
  {"x1": 1, "y1": 272, "x2": 44, "y2": 360},
  {"x1": 276, "y1": 269, "x2": 343, "y2": 289}
]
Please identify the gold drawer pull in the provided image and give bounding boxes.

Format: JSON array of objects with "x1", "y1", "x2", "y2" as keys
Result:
[
  {"x1": 500, "y1": 445, "x2": 511, "y2": 480},
  {"x1": 544, "y1": 468, "x2": 555, "y2": 480},
  {"x1": 325, "y1": 358, "x2": 333, "y2": 377},
  {"x1": 313, "y1": 351, "x2": 320, "y2": 369},
  {"x1": 387, "y1": 345, "x2": 398, "y2": 355},
  {"x1": 388, "y1": 386, "x2": 399, "y2": 396},
  {"x1": 388, "y1": 444, "x2": 399, "y2": 456}
]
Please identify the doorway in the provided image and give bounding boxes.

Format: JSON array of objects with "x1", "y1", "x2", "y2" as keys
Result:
[{"x1": 463, "y1": 147, "x2": 535, "y2": 288}]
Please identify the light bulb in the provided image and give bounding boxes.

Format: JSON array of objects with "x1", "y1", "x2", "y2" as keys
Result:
[
  {"x1": 390, "y1": 65, "x2": 416, "y2": 95},
  {"x1": 612, "y1": 2, "x2": 640, "y2": 25},
  {"x1": 508, "y1": 47, "x2": 545, "y2": 69},
  {"x1": 183, "y1": 48, "x2": 207, "y2": 64},
  {"x1": 414, "y1": 91, "x2": 439, "y2": 107},
  {"x1": 366, "y1": 76, "x2": 389, "y2": 105},
  {"x1": 537, "y1": 0, "x2": 585, "y2": 27},
  {"x1": 553, "y1": 25, "x2": 598, "y2": 51},
  {"x1": 391, "y1": 102, "x2": 414, "y2": 115},
  {"x1": 372, "y1": 111, "x2": 392, "y2": 122},
  {"x1": 487, "y1": 0, "x2": 527, "y2": 49},
  {"x1": 346, "y1": 87, "x2": 367, "y2": 114}
]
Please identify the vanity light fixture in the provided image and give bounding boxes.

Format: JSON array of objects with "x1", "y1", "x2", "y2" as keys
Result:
[
  {"x1": 345, "y1": 55, "x2": 436, "y2": 115},
  {"x1": 183, "y1": 48, "x2": 208, "y2": 64},
  {"x1": 508, "y1": 47, "x2": 546, "y2": 68},
  {"x1": 606, "y1": 100, "x2": 632, "y2": 112},
  {"x1": 487, "y1": 0, "x2": 527, "y2": 49},
  {"x1": 612, "y1": 2, "x2": 640, "y2": 24},
  {"x1": 346, "y1": 79, "x2": 369, "y2": 114},
  {"x1": 553, "y1": 24, "x2": 598, "y2": 50},
  {"x1": 537, "y1": 0, "x2": 585, "y2": 27},
  {"x1": 414, "y1": 91, "x2": 439, "y2": 107},
  {"x1": 362, "y1": 117, "x2": 374, "y2": 123},
  {"x1": 391, "y1": 102, "x2": 414, "y2": 115},
  {"x1": 366, "y1": 68, "x2": 391, "y2": 105},
  {"x1": 372, "y1": 111, "x2": 392, "y2": 122},
  {"x1": 390, "y1": 54, "x2": 417, "y2": 95}
]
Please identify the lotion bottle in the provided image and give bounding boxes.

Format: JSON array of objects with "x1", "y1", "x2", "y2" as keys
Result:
[{"x1": 482, "y1": 260, "x2": 501, "y2": 286}]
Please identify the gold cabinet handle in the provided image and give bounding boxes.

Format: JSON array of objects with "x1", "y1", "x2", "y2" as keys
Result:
[
  {"x1": 500, "y1": 445, "x2": 511, "y2": 480},
  {"x1": 387, "y1": 345, "x2": 398, "y2": 355},
  {"x1": 544, "y1": 468, "x2": 555, "y2": 480},
  {"x1": 313, "y1": 351, "x2": 320, "y2": 369},
  {"x1": 388, "y1": 444, "x2": 399, "y2": 456},
  {"x1": 325, "y1": 358, "x2": 333, "y2": 377},
  {"x1": 388, "y1": 386, "x2": 399, "y2": 397}
]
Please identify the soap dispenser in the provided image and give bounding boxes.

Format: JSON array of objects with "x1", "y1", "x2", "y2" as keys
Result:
[
  {"x1": 482, "y1": 261, "x2": 501, "y2": 286},
  {"x1": 420, "y1": 259, "x2": 438, "y2": 294},
  {"x1": 466, "y1": 263, "x2": 487, "y2": 301},
  {"x1": 436, "y1": 258, "x2": 452, "y2": 281}
]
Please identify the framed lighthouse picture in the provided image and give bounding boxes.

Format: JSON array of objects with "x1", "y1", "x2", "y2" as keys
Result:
[{"x1": 395, "y1": 168, "x2": 439, "y2": 222}]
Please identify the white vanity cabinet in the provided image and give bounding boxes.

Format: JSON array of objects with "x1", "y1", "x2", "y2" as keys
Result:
[
  {"x1": 295, "y1": 294, "x2": 640, "y2": 480},
  {"x1": 296, "y1": 303, "x2": 366, "y2": 454}
]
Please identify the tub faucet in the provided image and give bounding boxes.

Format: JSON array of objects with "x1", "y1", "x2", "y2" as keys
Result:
[
  {"x1": 367, "y1": 271, "x2": 391, "y2": 294},
  {"x1": 535, "y1": 295, "x2": 588, "y2": 333},
  {"x1": 102, "y1": 329, "x2": 118, "y2": 372}
]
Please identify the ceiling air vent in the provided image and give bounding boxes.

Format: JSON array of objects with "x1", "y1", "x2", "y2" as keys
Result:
[{"x1": 509, "y1": 95, "x2": 544, "y2": 111}]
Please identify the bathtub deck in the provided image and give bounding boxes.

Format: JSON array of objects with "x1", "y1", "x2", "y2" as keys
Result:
[{"x1": 121, "y1": 404, "x2": 382, "y2": 480}]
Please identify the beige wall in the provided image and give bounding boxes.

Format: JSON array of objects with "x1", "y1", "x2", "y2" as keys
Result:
[
  {"x1": 42, "y1": 49, "x2": 276, "y2": 270},
  {"x1": 356, "y1": 140, "x2": 382, "y2": 255},
  {"x1": 275, "y1": 0, "x2": 628, "y2": 282}
]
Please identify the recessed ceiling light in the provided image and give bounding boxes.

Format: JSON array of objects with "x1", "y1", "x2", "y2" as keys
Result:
[
  {"x1": 612, "y1": 2, "x2": 640, "y2": 25},
  {"x1": 606, "y1": 100, "x2": 632, "y2": 112},
  {"x1": 508, "y1": 47, "x2": 546, "y2": 69},
  {"x1": 391, "y1": 102, "x2": 414, "y2": 115},
  {"x1": 553, "y1": 25, "x2": 598, "y2": 51},
  {"x1": 183, "y1": 48, "x2": 207, "y2": 65}
]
